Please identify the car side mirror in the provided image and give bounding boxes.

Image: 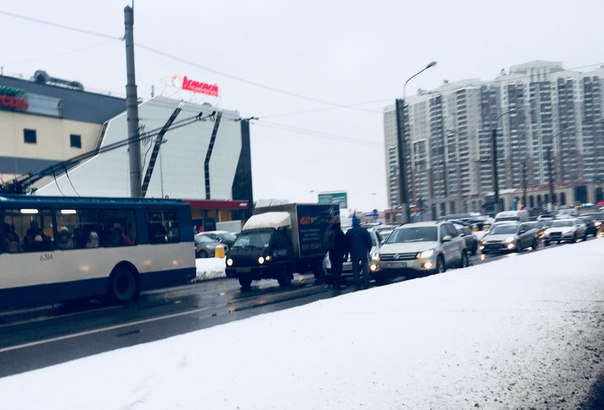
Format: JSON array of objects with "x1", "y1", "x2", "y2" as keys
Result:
[{"x1": 442, "y1": 235, "x2": 452, "y2": 243}]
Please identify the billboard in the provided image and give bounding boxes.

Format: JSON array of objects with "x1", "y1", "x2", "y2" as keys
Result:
[{"x1": 318, "y1": 192, "x2": 348, "y2": 208}]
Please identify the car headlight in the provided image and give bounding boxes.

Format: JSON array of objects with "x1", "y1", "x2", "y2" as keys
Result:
[
  {"x1": 371, "y1": 251, "x2": 380, "y2": 261},
  {"x1": 258, "y1": 256, "x2": 265, "y2": 264},
  {"x1": 226, "y1": 258, "x2": 233, "y2": 266},
  {"x1": 504, "y1": 236, "x2": 515, "y2": 244},
  {"x1": 417, "y1": 249, "x2": 434, "y2": 259}
]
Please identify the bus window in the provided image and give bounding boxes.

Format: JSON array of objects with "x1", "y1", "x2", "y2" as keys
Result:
[
  {"x1": 4, "y1": 208, "x2": 53, "y2": 253},
  {"x1": 99, "y1": 210, "x2": 137, "y2": 247},
  {"x1": 56, "y1": 209, "x2": 99, "y2": 249},
  {"x1": 148, "y1": 210, "x2": 180, "y2": 244}
]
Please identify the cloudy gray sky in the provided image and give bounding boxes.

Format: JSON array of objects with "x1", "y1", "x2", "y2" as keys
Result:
[{"x1": 2, "y1": 0, "x2": 602, "y2": 211}]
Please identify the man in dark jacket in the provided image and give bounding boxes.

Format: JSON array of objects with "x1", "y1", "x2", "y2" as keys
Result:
[
  {"x1": 325, "y1": 221, "x2": 347, "y2": 289},
  {"x1": 345, "y1": 216, "x2": 373, "y2": 290}
]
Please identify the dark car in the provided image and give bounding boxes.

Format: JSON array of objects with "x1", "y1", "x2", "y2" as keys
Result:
[
  {"x1": 194, "y1": 233, "x2": 229, "y2": 258},
  {"x1": 578, "y1": 216, "x2": 598, "y2": 237},
  {"x1": 454, "y1": 223, "x2": 478, "y2": 256}
]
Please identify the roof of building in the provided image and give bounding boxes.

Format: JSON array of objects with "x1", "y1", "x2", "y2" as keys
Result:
[{"x1": 0, "y1": 73, "x2": 125, "y2": 124}]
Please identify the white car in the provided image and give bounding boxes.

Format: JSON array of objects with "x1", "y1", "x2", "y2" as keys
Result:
[
  {"x1": 372, "y1": 221, "x2": 468, "y2": 277},
  {"x1": 543, "y1": 218, "x2": 587, "y2": 245}
]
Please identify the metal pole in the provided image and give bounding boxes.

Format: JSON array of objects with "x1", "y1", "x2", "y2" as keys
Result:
[
  {"x1": 547, "y1": 147, "x2": 555, "y2": 209},
  {"x1": 124, "y1": 6, "x2": 142, "y2": 197},
  {"x1": 395, "y1": 98, "x2": 410, "y2": 223},
  {"x1": 492, "y1": 128, "x2": 500, "y2": 214},
  {"x1": 396, "y1": 61, "x2": 436, "y2": 223},
  {"x1": 522, "y1": 159, "x2": 528, "y2": 210}
]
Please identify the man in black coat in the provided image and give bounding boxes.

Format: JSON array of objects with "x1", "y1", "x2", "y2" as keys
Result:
[
  {"x1": 325, "y1": 221, "x2": 347, "y2": 289},
  {"x1": 345, "y1": 216, "x2": 373, "y2": 290}
]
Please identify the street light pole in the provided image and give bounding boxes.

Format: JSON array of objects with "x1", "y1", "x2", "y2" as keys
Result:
[
  {"x1": 395, "y1": 61, "x2": 436, "y2": 224},
  {"x1": 492, "y1": 128, "x2": 500, "y2": 214},
  {"x1": 491, "y1": 108, "x2": 518, "y2": 214}
]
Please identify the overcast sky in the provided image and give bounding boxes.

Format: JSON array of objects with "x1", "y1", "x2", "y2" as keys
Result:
[{"x1": 2, "y1": 1, "x2": 603, "y2": 211}]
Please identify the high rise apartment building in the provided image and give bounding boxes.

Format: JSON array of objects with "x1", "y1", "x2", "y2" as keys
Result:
[{"x1": 384, "y1": 61, "x2": 604, "y2": 218}]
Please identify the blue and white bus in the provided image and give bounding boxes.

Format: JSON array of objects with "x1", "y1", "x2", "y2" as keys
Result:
[{"x1": 0, "y1": 195, "x2": 196, "y2": 308}]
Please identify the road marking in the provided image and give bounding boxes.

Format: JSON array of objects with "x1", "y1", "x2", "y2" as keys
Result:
[{"x1": 0, "y1": 306, "x2": 212, "y2": 354}]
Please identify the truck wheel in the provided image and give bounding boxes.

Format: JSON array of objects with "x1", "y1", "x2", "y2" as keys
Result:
[
  {"x1": 277, "y1": 270, "x2": 292, "y2": 287},
  {"x1": 238, "y1": 277, "x2": 252, "y2": 290}
]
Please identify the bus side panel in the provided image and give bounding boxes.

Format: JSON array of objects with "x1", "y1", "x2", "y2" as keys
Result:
[
  {"x1": 139, "y1": 267, "x2": 196, "y2": 291},
  {"x1": 0, "y1": 278, "x2": 106, "y2": 308}
]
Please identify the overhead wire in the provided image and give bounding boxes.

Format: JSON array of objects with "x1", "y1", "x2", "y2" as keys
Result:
[{"x1": 257, "y1": 120, "x2": 384, "y2": 148}]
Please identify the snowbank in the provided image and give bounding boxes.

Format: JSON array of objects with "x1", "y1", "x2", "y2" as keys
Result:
[
  {"x1": 195, "y1": 257, "x2": 226, "y2": 281},
  {"x1": 1, "y1": 240, "x2": 603, "y2": 409}
]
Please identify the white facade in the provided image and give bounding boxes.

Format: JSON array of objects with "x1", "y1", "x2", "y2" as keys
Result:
[{"x1": 37, "y1": 96, "x2": 242, "y2": 200}]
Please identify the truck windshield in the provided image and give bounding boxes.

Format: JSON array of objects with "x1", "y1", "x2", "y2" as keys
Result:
[
  {"x1": 387, "y1": 227, "x2": 437, "y2": 243},
  {"x1": 231, "y1": 231, "x2": 272, "y2": 249}
]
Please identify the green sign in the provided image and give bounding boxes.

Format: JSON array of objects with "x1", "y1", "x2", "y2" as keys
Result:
[{"x1": 318, "y1": 192, "x2": 348, "y2": 208}]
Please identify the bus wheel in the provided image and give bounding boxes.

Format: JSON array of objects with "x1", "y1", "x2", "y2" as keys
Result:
[
  {"x1": 108, "y1": 266, "x2": 139, "y2": 303},
  {"x1": 238, "y1": 277, "x2": 252, "y2": 290}
]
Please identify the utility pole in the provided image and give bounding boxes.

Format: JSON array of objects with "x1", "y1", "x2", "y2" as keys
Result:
[
  {"x1": 124, "y1": 5, "x2": 142, "y2": 197},
  {"x1": 491, "y1": 128, "x2": 500, "y2": 214},
  {"x1": 546, "y1": 147, "x2": 555, "y2": 210},
  {"x1": 395, "y1": 98, "x2": 410, "y2": 224},
  {"x1": 522, "y1": 158, "x2": 528, "y2": 210}
]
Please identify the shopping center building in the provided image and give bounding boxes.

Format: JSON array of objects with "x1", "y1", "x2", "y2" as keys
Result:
[{"x1": 0, "y1": 71, "x2": 252, "y2": 228}]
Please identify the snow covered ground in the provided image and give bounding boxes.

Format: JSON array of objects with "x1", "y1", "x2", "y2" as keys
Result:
[
  {"x1": 194, "y1": 256, "x2": 227, "y2": 281},
  {"x1": 1, "y1": 240, "x2": 604, "y2": 409}
]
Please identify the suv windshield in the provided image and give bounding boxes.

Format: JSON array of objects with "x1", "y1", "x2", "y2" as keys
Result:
[
  {"x1": 232, "y1": 231, "x2": 271, "y2": 249},
  {"x1": 387, "y1": 227, "x2": 437, "y2": 243}
]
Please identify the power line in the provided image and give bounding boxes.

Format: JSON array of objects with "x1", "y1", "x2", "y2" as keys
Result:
[
  {"x1": 135, "y1": 43, "x2": 381, "y2": 114},
  {"x1": 257, "y1": 120, "x2": 384, "y2": 148},
  {"x1": 0, "y1": 10, "x2": 121, "y2": 40}
]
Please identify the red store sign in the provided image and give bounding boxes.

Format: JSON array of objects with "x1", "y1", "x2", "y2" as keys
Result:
[
  {"x1": 0, "y1": 94, "x2": 28, "y2": 110},
  {"x1": 172, "y1": 74, "x2": 219, "y2": 97}
]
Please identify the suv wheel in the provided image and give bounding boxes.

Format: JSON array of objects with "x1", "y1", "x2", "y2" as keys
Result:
[
  {"x1": 435, "y1": 255, "x2": 445, "y2": 274},
  {"x1": 458, "y1": 251, "x2": 469, "y2": 268}
]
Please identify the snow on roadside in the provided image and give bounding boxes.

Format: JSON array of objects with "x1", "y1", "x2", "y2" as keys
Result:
[{"x1": 194, "y1": 257, "x2": 226, "y2": 281}]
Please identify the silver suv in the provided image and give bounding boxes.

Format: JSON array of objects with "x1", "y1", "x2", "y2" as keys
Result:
[{"x1": 372, "y1": 221, "x2": 468, "y2": 277}]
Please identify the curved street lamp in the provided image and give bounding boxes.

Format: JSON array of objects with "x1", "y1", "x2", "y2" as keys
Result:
[{"x1": 395, "y1": 61, "x2": 437, "y2": 223}]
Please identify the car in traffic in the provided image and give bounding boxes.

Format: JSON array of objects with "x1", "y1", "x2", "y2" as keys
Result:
[
  {"x1": 577, "y1": 216, "x2": 598, "y2": 237},
  {"x1": 372, "y1": 221, "x2": 468, "y2": 277},
  {"x1": 322, "y1": 226, "x2": 383, "y2": 284},
  {"x1": 479, "y1": 222, "x2": 538, "y2": 254},
  {"x1": 197, "y1": 230, "x2": 238, "y2": 247},
  {"x1": 454, "y1": 223, "x2": 478, "y2": 255},
  {"x1": 194, "y1": 233, "x2": 229, "y2": 258},
  {"x1": 543, "y1": 218, "x2": 587, "y2": 245}
]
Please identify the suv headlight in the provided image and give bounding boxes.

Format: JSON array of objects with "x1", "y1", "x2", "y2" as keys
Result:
[
  {"x1": 417, "y1": 249, "x2": 434, "y2": 259},
  {"x1": 504, "y1": 236, "x2": 515, "y2": 244}
]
